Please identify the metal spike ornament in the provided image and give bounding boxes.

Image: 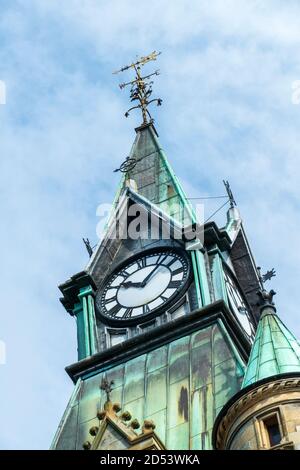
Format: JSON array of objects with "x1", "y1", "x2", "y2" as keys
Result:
[
  {"x1": 223, "y1": 180, "x2": 237, "y2": 208},
  {"x1": 83, "y1": 238, "x2": 93, "y2": 258},
  {"x1": 113, "y1": 51, "x2": 162, "y2": 124},
  {"x1": 100, "y1": 378, "x2": 114, "y2": 403}
]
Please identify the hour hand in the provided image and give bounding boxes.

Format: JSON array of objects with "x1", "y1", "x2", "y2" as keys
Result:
[{"x1": 122, "y1": 281, "x2": 143, "y2": 288}]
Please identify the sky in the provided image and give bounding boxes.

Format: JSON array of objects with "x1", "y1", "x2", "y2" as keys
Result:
[{"x1": 1, "y1": 0, "x2": 300, "y2": 449}]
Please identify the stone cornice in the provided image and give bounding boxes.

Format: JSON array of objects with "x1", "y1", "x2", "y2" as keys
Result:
[{"x1": 58, "y1": 271, "x2": 97, "y2": 314}]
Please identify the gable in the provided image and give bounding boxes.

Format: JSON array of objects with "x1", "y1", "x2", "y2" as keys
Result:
[
  {"x1": 86, "y1": 189, "x2": 187, "y2": 288},
  {"x1": 81, "y1": 401, "x2": 166, "y2": 451},
  {"x1": 96, "y1": 422, "x2": 128, "y2": 450}
]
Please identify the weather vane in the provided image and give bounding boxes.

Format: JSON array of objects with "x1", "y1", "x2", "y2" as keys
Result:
[
  {"x1": 223, "y1": 180, "x2": 237, "y2": 208},
  {"x1": 113, "y1": 51, "x2": 162, "y2": 124},
  {"x1": 257, "y1": 266, "x2": 276, "y2": 287}
]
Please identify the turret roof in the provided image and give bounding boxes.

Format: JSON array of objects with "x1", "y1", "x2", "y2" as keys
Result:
[{"x1": 242, "y1": 304, "x2": 300, "y2": 388}]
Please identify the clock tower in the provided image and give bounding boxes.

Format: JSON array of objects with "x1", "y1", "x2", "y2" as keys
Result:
[{"x1": 51, "y1": 54, "x2": 261, "y2": 450}]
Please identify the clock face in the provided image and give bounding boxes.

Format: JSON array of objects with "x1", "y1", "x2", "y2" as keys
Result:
[
  {"x1": 96, "y1": 248, "x2": 191, "y2": 325},
  {"x1": 224, "y1": 268, "x2": 254, "y2": 338}
]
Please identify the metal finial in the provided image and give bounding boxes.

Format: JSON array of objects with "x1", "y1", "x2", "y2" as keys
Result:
[
  {"x1": 257, "y1": 289, "x2": 277, "y2": 311},
  {"x1": 100, "y1": 378, "x2": 114, "y2": 403},
  {"x1": 223, "y1": 180, "x2": 236, "y2": 208},
  {"x1": 113, "y1": 51, "x2": 162, "y2": 124},
  {"x1": 256, "y1": 266, "x2": 277, "y2": 313},
  {"x1": 83, "y1": 238, "x2": 93, "y2": 258}
]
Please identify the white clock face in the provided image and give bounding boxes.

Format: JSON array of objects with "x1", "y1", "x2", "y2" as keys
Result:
[
  {"x1": 224, "y1": 269, "x2": 254, "y2": 337},
  {"x1": 96, "y1": 249, "x2": 190, "y2": 324}
]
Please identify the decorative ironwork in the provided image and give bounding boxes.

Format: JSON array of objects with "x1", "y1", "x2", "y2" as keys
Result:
[
  {"x1": 262, "y1": 268, "x2": 276, "y2": 283},
  {"x1": 100, "y1": 378, "x2": 114, "y2": 402},
  {"x1": 223, "y1": 180, "x2": 236, "y2": 208},
  {"x1": 257, "y1": 266, "x2": 276, "y2": 286},
  {"x1": 114, "y1": 156, "x2": 137, "y2": 173},
  {"x1": 113, "y1": 51, "x2": 162, "y2": 124},
  {"x1": 83, "y1": 238, "x2": 93, "y2": 258},
  {"x1": 256, "y1": 267, "x2": 277, "y2": 311}
]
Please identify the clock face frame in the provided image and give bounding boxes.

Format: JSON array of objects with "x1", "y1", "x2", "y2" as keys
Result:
[
  {"x1": 224, "y1": 266, "x2": 255, "y2": 339},
  {"x1": 95, "y1": 247, "x2": 191, "y2": 326}
]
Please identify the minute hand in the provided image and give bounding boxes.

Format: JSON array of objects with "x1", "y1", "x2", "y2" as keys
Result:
[{"x1": 141, "y1": 259, "x2": 166, "y2": 287}]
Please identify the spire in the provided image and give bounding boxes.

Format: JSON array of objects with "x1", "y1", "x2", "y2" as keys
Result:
[
  {"x1": 112, "y1": 52, "x2": 195, "y2": 226},
  {"x1": 113, "y1": 123, "x2": 195, "y2": 227},
  {"x1": 242, "y1": 289, "x2": 300, "y2": 388}
]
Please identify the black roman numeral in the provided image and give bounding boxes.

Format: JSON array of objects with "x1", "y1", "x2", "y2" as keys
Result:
[
  {"x1": 157, "y1": 254, "x2": 168, "y2": 266},
  {"x1": 169, "y1": 280, "x2": 181, "y2": 288},
  {"x1": 119, "y1": 270, "x2": 129, "y2": 278},
  {"x1": 166, "y1": 257, "x2": 177, "y2": 268},
  {"x1": 105, "y1": 296, "x2": 117, "y2": 304},
  {"x1": 171, "y1": 267, "x2": 184, "y2": 276},
  {"x1": 143, "y1": 305, "x2": 151, "y2": 314},
  {"x1": 108, "y1": 304, "x2": 121, "y2": 317},
  {"x1": 136, "y1": 258, "x2": 146, "y2": 269},
  {"x1": 123, "y1": 308, "x2": 133, "y2": 319},
  {"x1": 160, "y1": 295, "x2": 168, "y2": 302}
]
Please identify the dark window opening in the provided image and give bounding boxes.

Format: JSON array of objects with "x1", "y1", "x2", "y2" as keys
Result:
[
  {"x1": 138, "y1": 320, "x2": 156, "y2": 333},
  {"x1": 263, "y1": 415, "x2": 282, "y2": 447}
]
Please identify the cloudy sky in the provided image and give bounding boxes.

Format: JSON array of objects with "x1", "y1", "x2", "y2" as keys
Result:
[{"x1": 1, "y1": 0, "x2": 300, "y2": 449}]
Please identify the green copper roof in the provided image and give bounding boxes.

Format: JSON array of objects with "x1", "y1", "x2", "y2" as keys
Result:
[
  {"x1": 116, "y1": 124, "x2": 196, "y2": 226},
  {"x1": 242, "y1": 307, "x2": 300, "y2": 388}
]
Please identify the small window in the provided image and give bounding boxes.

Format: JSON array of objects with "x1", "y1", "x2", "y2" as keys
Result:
[
  {"x1": 138, "y1": 320, "x2": 156, "y2": 333},
  {"x1": 110, "y1": 333, "x2": 126, "y2": 347},
  {"x1": 167, "y1": 296, "x2": 187, "y2": 320},
  {"x1": 262, "y1": 414, "x2": 282, "y2": 448},
  {"x1": 170, "y1": 304, "x2": 186, "y2": 319},
  {"x1": 106, "y1": 328, "x2": 127, "y2": 348}
]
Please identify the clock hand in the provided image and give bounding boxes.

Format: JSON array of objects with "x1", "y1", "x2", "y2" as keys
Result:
[
  {"x1": 122, "y1": 281, "x2": 143, "y2": 288},
  {"x1": 123, "y1": 256, "x2": 168, "y2": 288},
  {"x1": 141, "y1": 261, "x2": 164, "y2": 287}
]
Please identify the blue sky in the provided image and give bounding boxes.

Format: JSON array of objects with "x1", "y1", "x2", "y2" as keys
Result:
[{"x1": 1, "y1": 0, "x2": 300, "y2": 449}]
